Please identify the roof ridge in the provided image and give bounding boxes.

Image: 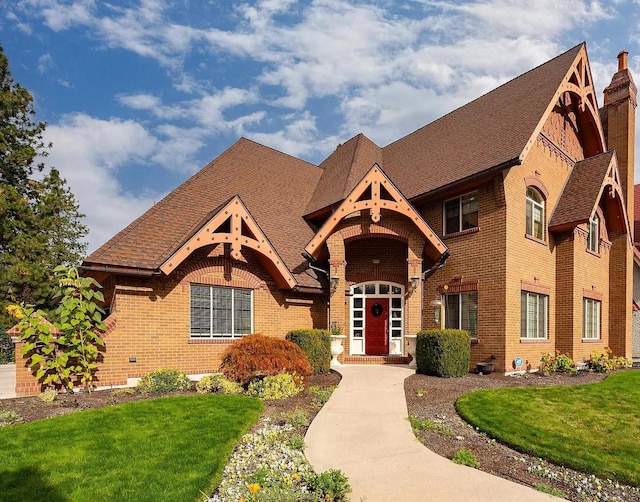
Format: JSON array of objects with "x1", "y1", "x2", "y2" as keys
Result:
[{"x1": 384, "y1": 42, "x2": 585, "y2": 150}]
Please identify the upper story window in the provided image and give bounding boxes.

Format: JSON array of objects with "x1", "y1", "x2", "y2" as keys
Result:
[
  {"x1": 444, "y1": 192, "x2": 478, "y2": 235},
  {"x1": 587, "y1": 213, "x2": 599, "y2": 253},
  {"x1": 190, "y1": 285, "x2": 253, "y2": 339},
  {"x1": 525, "y1": 187, "x2": 545, "y2": 241}
]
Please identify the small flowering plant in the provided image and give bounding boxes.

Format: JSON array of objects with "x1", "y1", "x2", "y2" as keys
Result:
[{"x1": 207, "y1": 418, "x2": 350, "y2": 501}]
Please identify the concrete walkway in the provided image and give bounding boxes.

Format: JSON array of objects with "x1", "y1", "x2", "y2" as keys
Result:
[
  {"x1": 0, "y1": 364, "x2": 16, "y2": 399},
  {"x1": 305, "y1": 365, "x2": 559, "y2": 501}
]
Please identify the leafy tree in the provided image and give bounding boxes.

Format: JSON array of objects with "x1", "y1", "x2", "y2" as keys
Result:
[
  {"x1": 0, "y1": 320, "x2": 13, "y2": 364},
  {"x1": 0, "y1": 44, "x2": 87, "y2": 329},
  {"x1": 8, "y1": 266, "x2": 106, "y2": 393}
]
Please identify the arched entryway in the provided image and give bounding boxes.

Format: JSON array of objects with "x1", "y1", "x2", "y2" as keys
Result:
[{"x1": 349, "y1": 281, "x2": 405, "y2": 356}]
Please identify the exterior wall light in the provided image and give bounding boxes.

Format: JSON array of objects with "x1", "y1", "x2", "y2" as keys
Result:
[
  {"x1": 409, "y1": 276, "x2": 420, "y2": 293},
  {"x1": 330, "y1": 276, "x2": 340, "y2": 293},
  {"x1": 430, "y1": 298, "x2": 443, "y2": 325}
]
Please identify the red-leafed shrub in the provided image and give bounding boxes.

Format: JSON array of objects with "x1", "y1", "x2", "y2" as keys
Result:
[{"x1": 219, "y1": 334, "x2": 312, "y2": 385}]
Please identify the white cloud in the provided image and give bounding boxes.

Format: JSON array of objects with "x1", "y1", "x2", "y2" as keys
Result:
[
  {"x1": 43, "y1": 113, "x2": 162, "y2": 252},
  {"x1": 37, "y1": 53, "x2": 54, "y2": 74}
]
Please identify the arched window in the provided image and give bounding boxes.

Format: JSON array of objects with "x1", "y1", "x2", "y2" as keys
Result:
[
  {"x1": 526, "y1": 187, "x2": 545, "y2": 240},
  {"x1": 587, "y1": 213, "x2": 599, "y2": 253}
]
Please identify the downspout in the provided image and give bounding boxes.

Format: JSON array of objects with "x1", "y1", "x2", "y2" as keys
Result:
[
  {"x1": 422, "y1": 250, "x2": 450, "y2": 281},
  {"x1": 302, "y1": 251, "x2": 330, "y2": 278},
  {"x1": 419, "y1": 250, "x2": 450, "y2": 331}
]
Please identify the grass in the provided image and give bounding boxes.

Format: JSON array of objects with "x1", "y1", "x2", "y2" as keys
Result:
[
  {"x1": 456, "y1": 370, "x2": 640, "y2": 486},
  {"x1": 0, "y1": 394, "x2": 263, "y2": 502}
]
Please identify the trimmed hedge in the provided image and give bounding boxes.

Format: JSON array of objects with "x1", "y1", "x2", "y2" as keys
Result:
[
  {"x1": 220, "y1": 334, "x2": 312, "y2": 386},
  {"x1": 416, "y1": 329, "x2": 471, "y2": 377},
  {"x1": 286, "y1": 329, "x2": 331, "y2": 374}
]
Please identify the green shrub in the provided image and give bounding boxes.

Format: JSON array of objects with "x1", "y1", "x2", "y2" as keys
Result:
[
  {"x1": 587, "y1": 348, "x2": 632, "y2": 373},
  {"x1": 247, "y1": 373, "x2": 303, "y2": 400},
  {"x1": 285, "y1": 329, "x2": 331, "y2": 374},
  {"x1": 0, "y1": 322, "x2": 14, "y2": 364},
  {"x1": 287, "y1": 434, "x2": 305, "y2": 450},
  {"x1": 137, "y1": 369, "x2": 191, "y2": 393},
  {"x1": 415, "y1": 329, "x2": 470, "y2": 377},
  {"x1": 284, "y1": 408, "x2": 309, "y2": 428},
  {"x1": 112, "y1": 387, "x2": 136, "y2": 396},
  {"x1": 195, "y1": 374, "x2": 243, "y2": 395},
  {"x1": 534, "y1": 483, "x2": 566, "y2": 497},
  {"x1": 0, "y1": 410, "x2": 21, "y2": 426},
  {"x1": 307, "y1": 469, "x2": 351, "y2": 501},
  {"x1": 309, "y1": 385, "x2": 336, "y2": 407},
  {"x1": 539, "y1": 352, "x2": 576, "y2": 375},
  {"x1": 452, "y1": 448, "x2": 480, "y2": 468},
  {"x1": 38, "y1": 388, "x2": 57, "y2": 403},
  {"x1": 220, "y1": 334, "x2": 312, "y2": 386}
]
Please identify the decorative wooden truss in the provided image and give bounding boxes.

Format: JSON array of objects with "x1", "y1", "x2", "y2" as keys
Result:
[
  {"x1": 160, "y1": 195, "x2": 296, "y2": 288},
  {"x1": 305, "y1": 164, "x2": 447, "y2": 260}
]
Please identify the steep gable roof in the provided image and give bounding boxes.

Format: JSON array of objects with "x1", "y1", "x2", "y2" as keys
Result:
[
  {"x1": 382, "y1": 43, "x2": 588, "y2": 201},
  {"x1": 305, "y1": 134, "x2": 382, "y2": 216},
  {"x1": 84, "y1": 138, "x2": 324, "y2": 288},
  {"x1": 304, "y1": 44, "x2": 589, "y2": 217},
  {"x1": 549, "y1": 151, "x2": 630, "y2": 236}
]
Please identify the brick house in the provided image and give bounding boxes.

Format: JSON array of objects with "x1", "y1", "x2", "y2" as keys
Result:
[{"x1": 13, "y1": 43, "x2": 636, "y2": 395}]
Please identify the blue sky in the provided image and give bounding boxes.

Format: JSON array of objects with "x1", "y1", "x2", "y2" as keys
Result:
[{"x1": 2, "y1": 0, "x2": 640, "y2": 253}]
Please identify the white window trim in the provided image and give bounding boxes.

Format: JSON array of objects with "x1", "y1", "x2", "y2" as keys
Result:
[
  {"x1": 526, "y1": 188, "x2": 545, "y2": 241},
  {"x1": 587, "y1": 214, "x2": 599, "y2": 253},
  {"x1": 443, "y1": 191, "x2": 478, "y2": 235},
  {"x1": 521, "y1": 291, "x2": 548, "y2": 339},
  {"x1": 583, "y1": 298, "x2": 601, "y2": 340},
  {"x1": 190, "y1": 285, "x2": 254, "y2": 339},
  {"x1": 349, "y1": 281, "x2": 404, "y2": 355}
]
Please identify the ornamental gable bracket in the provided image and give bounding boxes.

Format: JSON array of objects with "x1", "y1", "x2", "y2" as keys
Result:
[
  {"x1": 160, "y1": 195, "x2": 296, "y2": 289},
  {"x1": 304, "y1": 164, "x2": 447, "y2": 261}
]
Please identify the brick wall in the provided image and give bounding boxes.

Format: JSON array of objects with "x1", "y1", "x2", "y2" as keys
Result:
[
  {"x1": 421, "y1": 175, "x2": 507, "y2": 369},
  {"x1": 14, "y1": 246, "x2": 326, "y2": 396}
]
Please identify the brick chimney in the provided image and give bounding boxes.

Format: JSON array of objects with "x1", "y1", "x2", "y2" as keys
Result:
[{"x1": 602, "y1": 50, "x2": 637, "y2": 358}]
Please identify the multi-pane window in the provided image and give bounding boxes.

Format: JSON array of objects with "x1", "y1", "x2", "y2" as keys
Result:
[
  {"x1": 190, "y1": 285, "x2": 252, "y2": 338},
  {"x1": 583, "y1": 298, "x2": 601, "y2": 339},
  {"x1": 444, "y1": 192, "x2": 478, "y2": 235},
  {"x1": 520, "y1": 291, "x2": 548, "y2": 339},
  {"x1": 444, "y1": 291, "x2": 478, "y2": 338},
  {"x1": 526, "y1": 187, "x2": 545, "y2": 240},
  {"x1": 587, "y1": 214, "x2": 599, "y2": 253}
]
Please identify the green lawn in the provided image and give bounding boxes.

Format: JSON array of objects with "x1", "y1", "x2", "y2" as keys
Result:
[
  {"x1": 0, "y1": 394, "x2": 263, "y2": 501},
  {"x1": 456, "y1": 370, "x2": 640, "y2": 486}
]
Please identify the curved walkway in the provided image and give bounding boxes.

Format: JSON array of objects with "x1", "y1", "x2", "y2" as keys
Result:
[{"x1": 305, "y1": 365, "x2": 559, "y2": 501}]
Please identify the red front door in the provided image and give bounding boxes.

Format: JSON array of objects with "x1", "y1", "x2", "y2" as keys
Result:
[{"x1": 365, "y1": 298, "x2": 389, "y2": 355}]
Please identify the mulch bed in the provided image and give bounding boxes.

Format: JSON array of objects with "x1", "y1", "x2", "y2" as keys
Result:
[
  {"x1": 0, "y1": 372, "x2": 341, "y2": 429},
  {"x1": 405, "y1": 369, "x2": 640, "y2": 501}
]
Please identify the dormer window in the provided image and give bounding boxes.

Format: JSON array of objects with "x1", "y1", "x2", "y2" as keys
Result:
[
  {"x1": 587, "y1": 213, "x2": 599, "y2": 253},
  {"x1": 444, "y1": 192, "x2": 478, "y2": 235},
  {"x1": 526, "y1": 187, "x2": 545, "y2": 241}
]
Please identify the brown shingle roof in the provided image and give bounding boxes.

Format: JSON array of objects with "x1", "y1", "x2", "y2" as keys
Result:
[
  {"x1": 304, "y1": 43, "x2": 584, "y2": 217},
  {"x1": 549, "y1": 151, "x2": 615, "y2": 229},
  {"x1": 305, "y1": 134, "x2": 382, "y2": 215},
  {"x1": 84, "y1": 138, "x2": 324, "y2": 287}
]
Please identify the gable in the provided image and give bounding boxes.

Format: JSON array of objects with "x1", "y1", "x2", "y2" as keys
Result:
[
  {"x1": 160, "y1": 196, "x2": 297, "y2": 289},
  {"x1": 83, "y1": 138, "x2": 324, "y2": 288},
  {"x1": 304, "y1": 164, "x2": 447, "y2": 261},
  {"x1": 549, "y1": 151, "x2": 630, "y2": 236}
]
